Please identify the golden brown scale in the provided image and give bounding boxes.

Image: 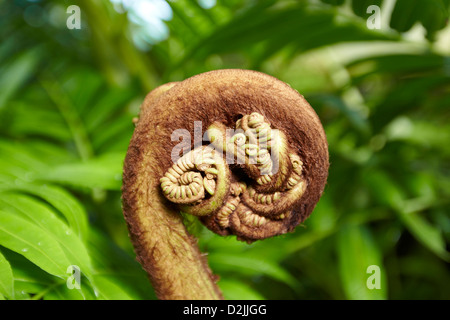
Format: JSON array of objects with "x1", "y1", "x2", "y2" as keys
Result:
[{"x1": 122, "y1": 69, "x2": 329, "y2": 300}]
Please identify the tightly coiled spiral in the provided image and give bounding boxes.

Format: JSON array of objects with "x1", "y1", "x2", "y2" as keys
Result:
[{"x1": 160, "y1": 112, "x2": 308, "y2": 242}]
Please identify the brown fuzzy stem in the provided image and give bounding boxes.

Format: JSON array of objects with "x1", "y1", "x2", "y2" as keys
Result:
[{"x1": 122, "y1": 70, "x2": 329, "y2": 300}]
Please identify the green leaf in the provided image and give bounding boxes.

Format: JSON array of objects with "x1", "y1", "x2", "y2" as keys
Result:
[
  {"x1": 347, "y1": 53, "x2": 446, "y2": 85},
  {"x1": 175, "y1": 2, "x2": 394, "y2": 69},
  {"x1": 91, "y1": 275, "x2": 135, "y2": 300},
  {"x1": 0, "y1": 193, "x2": 93, "y2": 276},
  {"x1": 0, "y1": 249, "x2": 14, "y2": 299},
  {"x1": 7, "y1": 183, "x2": 89, "y2": 242},
  {"x1": 83, "y1": 89, "x2": 134, "y2": 132},
  {"x1": 385, "y1": 117, "x2": 450, "y2": 153},
  {"x1": 86, "y1": 228, "x2": 156, "y2": 300},
  {"x1": 337, "y1": 225, "x2": 387, "y2": 300},
  {"x1": 397, "y1": 211, "x2": 450, "y2": 262},
  {"x1": 308, "y1": 94, "x2": 370, "y2": 134},
  {"x1": 42, "y1": 283, "x2": 90, "y2": 300},
  {"x1": 61, "y1": 68, "x2": 104, "y2": 115},
  {"x1": 208, "y1": 253, "x2": 299, "y2": 289},
  {"x1": 0, "y1": 140, "x2": 50, "y2": 175},
  {"x1": 4, "y1": 249, "x2": 55, "y2": 298},
  {"x1": 14, "y1": 279, "x2": 45, "y2": 298},
  {"x1": 218, "y1": 279, "x2": 265, "y2": 300},
  {"x1": 5, "y1": 102, "x2": 71, "y2": 142},
  {"x1": 0, "y1": 48, "x2": 41, "y2": 110},
  {"x1": 363, "y1": 170, "x2": 405, "y2": 210},
  {"x1": 91, "y1": 117, "x2": 134, "y2": 152},
  {"x1": 364, "y1": 170, "x2": 449, "y2": 261},
  {"x1": 390, "y1": 0, "x2": 450, "y2": 40},
  {"x1": 37, "y1": 153, "x2": 124, "y2": 190},
  {"x1": 0, "y1": 210, "x2": 72, "y2": 279},
  {"x1": 305, "y1": 195, "x2": 337, "y2": 232}
]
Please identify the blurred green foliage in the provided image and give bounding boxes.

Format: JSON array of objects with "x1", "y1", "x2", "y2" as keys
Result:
[{"x1": 0, "y1": 0, "x2": 449, "y2": 300}]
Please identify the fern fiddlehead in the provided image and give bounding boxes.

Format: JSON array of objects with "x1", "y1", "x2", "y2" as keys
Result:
[
  {"x1": 166, "y1": 112, "x2": 309, "y2": 242},
  {"x1": 122, "y1": 69, "x2": 329, "y2": 299}
]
